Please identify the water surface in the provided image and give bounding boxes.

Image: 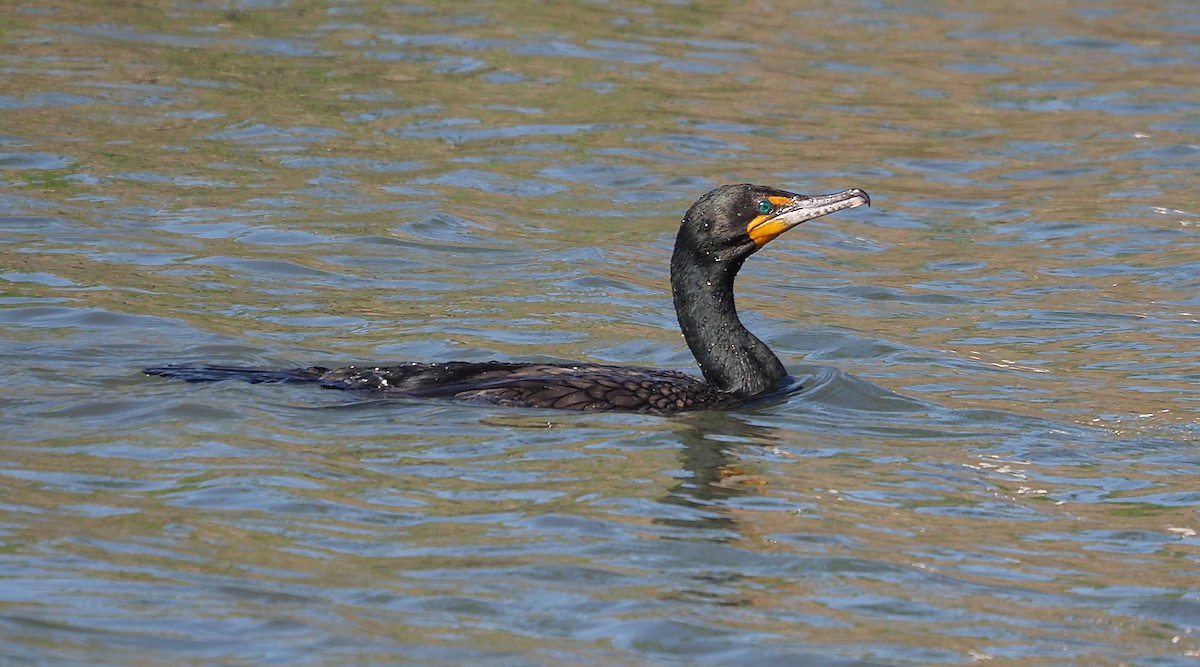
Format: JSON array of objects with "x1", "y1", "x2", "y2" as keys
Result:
[{"x1": 2, "y1": 1, "x2": 1199, "y2": 665}]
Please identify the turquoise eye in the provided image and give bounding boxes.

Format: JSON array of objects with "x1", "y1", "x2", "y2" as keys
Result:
[{"x1": 756, "y1": 200, "x2": 773, "y2": 214}]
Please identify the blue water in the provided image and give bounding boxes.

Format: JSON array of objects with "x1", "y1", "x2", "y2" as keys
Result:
[{"x1": 2, "y1": 1, "x2": 1199, "y2": 664}]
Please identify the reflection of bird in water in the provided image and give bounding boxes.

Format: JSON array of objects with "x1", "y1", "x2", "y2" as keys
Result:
[{"x1": 147, "y1": 184, "x2": 869, "y2": 414}]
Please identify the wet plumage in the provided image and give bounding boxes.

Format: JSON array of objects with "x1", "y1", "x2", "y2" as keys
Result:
[{"x1": 146, "y1": 183, "x2": 869, "y2": 414}]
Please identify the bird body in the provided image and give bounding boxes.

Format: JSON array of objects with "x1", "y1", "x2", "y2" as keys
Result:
[{"x1": 147, "y1": 184, "x2": 869, "y2": 414}]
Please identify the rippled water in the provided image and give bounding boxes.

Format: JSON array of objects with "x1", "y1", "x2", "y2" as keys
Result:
[{"x1": 2, "y1": 1, "x2": 1199, "y2": 665}]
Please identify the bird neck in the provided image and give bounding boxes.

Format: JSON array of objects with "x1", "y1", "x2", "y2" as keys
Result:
[{"x1": 670, "y1": 245, "x2": 787, "y2": 398}]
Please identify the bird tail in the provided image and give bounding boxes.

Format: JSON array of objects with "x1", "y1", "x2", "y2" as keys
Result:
[{"x1": 144, "y1": 364, "x2": 328, "y2": 385}]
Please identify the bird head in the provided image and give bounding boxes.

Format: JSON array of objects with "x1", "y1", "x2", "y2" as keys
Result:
[{"x1": 677, "y1": 183, "x2": 870, "y2": 266}]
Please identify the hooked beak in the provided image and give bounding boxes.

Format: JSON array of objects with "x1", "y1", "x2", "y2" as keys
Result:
[{"x1": 747, "y1": 188, "x2": 870, "y2": 247}]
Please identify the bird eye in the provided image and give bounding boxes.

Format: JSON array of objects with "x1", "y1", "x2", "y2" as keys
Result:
[{"x1": 756, "y1": 200, "x2": 773, "y2": 214}]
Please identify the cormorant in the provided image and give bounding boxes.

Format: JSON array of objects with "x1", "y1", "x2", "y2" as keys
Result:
[{"x1": 146, "y1": 183, "x2": 869, "y2": 414}]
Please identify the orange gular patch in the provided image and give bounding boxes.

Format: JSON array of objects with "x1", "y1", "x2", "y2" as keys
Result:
[{"x1": 746, "y1": 196, "x2": 799, "y2": 247}]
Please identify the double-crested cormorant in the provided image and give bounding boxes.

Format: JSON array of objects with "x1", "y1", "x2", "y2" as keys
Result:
[{"x1": 146, "y1": 183, "x2": 869, "y2": 414}]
